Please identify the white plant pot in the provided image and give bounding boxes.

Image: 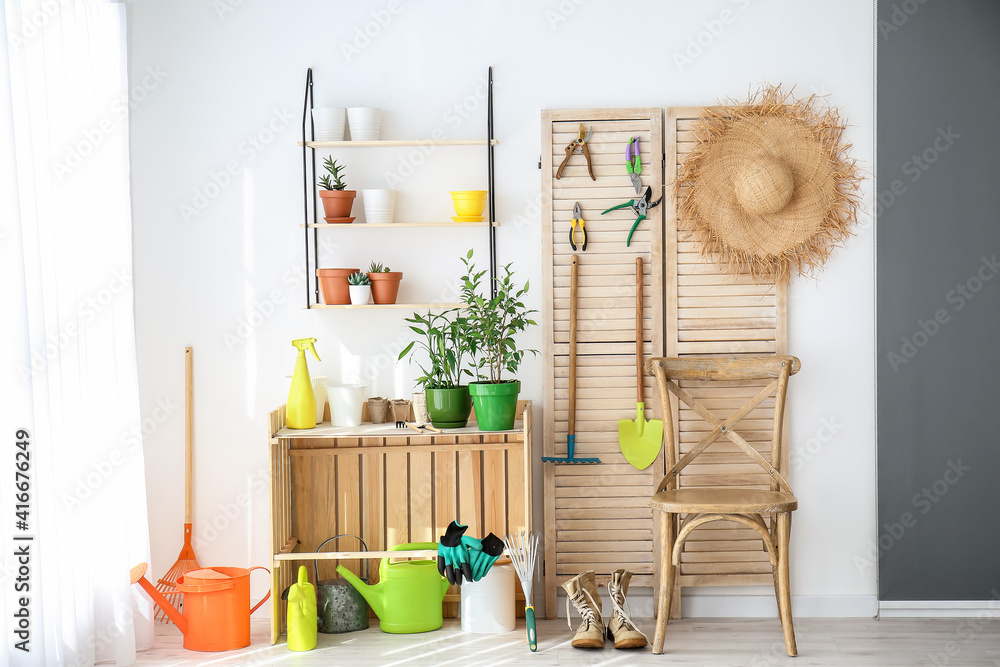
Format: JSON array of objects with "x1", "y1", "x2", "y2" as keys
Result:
[
  {"x1": 326, "y1": 384, "x2": 367, "y2": 427},
  {"x1": 362, "y1": 189, "x2": 396, "y2": 223},
  {"x1": 348, "y1": 107, "x2": 381, "y2": 140},
  {"x1": 349, "y1": 284, "x2": 371, "y2": 305},
  {"x1": 311, "y1": 107, "x2": 346, "y2": 141}
]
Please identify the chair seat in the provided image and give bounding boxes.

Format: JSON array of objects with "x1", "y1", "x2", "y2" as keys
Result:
[{"x1": 651, "y1": 487, "x2": 797, "y2": 514}]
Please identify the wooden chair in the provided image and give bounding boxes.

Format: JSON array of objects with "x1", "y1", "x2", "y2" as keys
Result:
[{"x1": 644, "y1": 355, "x2": 800, "y2": 656}]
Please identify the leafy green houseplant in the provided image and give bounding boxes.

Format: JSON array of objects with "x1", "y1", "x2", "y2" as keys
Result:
[
  {"x1": 398, "y1": 308, "x2": 474, "y2": 428},
  {"x1": 367, "y1": 260, "x2": 403, "y2": 305},
  {"x1": 317, "y1": 156, "x2": 356, "y2": 220},
  {"x1": 460, "y1": 249, "x2": 538, "y2": 431},
  {"x1": 347, "y1": 270, "x2": 371, "y2": 305}
]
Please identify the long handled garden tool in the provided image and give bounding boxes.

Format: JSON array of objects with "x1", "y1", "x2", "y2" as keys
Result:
[
  {"x1": 503, "y1": 531, "x2": 539, "y2": 652},
  {"x1": 618, "y1": 257, "x2": 663, "y2": 470},
  {"x1": 155, "y1": 347, "x2": 201, "y2": 622},
  {"x1": 542, "y1": 256, "x2": 599, "y2": 464}
]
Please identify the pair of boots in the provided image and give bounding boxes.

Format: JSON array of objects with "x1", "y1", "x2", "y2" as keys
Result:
[{"x1": 562, "y1": 569, "x2": 647, "y2": 649}]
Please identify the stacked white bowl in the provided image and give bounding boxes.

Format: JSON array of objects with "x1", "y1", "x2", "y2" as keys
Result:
[
  {"x1": 362, "y1": 189, "x2": 396, "y2": 223},
  {"x1": 311, "y1": 108, "x2": 346, "y2": 141},
  {"x1": 348, "y1": 107, "x2": 382, "y2": 141}
]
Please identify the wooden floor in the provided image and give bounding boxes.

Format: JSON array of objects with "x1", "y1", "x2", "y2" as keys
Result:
[{"x1": 134, "y1": 616, "x2": 1000, "y2": 666}]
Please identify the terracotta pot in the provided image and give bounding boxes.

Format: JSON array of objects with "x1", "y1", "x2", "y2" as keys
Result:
[
  {"x1": 367, "y1": 272, "x2": 403, "y2": 304},
  {"x1": 316, "y1": 268, "x2": 359, "y2": 305},
  {"x1": 319, "y1": 190, "x2": 356, "y2": 218}
]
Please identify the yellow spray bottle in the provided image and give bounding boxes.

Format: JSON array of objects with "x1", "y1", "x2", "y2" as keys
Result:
[
  {"x1": 287, "y1": 338, "x2": 321, "y2": 429},
  {"x1": 286, "y1": 565, "x2": 317, "y2": 652}
]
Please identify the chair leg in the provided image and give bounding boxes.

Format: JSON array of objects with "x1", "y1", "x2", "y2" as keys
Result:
[
  {"x1": 775, "y1": 512, "x2": 797, "y2": 657},
  {"x1": 653, "y1": 511, "x2": 676, "y2": 654}
]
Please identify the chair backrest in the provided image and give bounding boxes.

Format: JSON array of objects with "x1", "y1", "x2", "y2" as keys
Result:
[{"x1": 644, "y1": 355, "x2": 800, "y2": 495}]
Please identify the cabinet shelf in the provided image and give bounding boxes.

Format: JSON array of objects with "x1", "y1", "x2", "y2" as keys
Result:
[
  {"x1": 302, "y1": 221, "x2": 497, "y2": 229},
  {"x1": 299, "y1": 139, "x2": 498, "y2": 148},
  {"x1": 306, "y1": 302, "x2": 465, "y2": 310}
]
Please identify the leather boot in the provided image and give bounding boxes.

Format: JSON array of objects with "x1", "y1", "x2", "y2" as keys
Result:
[
  {"x1": 606, "y1": 569, "x2": 648, "y2": 649},
  {"x1": 562, "y1": 570, "x2": 605, "y2": 648}
]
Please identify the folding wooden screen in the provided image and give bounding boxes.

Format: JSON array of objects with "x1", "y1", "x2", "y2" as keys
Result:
[{"x1": 541, "y1": 107, "x2": 787, "y2": 617}]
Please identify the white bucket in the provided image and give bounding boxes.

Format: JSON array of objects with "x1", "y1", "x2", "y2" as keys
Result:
[
  {"x1": 362, "y1": 189, "x2": 396, "y2": 223},
  {"x1": 460, "y1": 564, "x2": 515, "y2": 633},
  {"x1": 312, "y1": 108, "x2": 346, "y2": 141},
  {"x1": 326, "y1": 384, "x2": 367, "y2": 427},
  {"x1": 348, "y1": 107, "x2": 381, "y2": 140}
]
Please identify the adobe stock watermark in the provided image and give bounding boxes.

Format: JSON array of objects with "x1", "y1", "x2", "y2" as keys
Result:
[
  {"x1": 192, "y1": 468, "x2": 269, "y2": 550},
  {"x1": 854, "y1": 458, "x2": 970, "y2": 573},
  {"x1": 382, "y1": 77, "x2": 490, "y2": 188},
  {"x1": 179, "y1": 108, "x2": 294, "y2": 223},
  {"x1": 673, "y1": 0, "x2": 753, "y2": 73},
  {"x1": 222, "y1": 237, "x2": 341, "y2": 352},
  {"x1": 340, "y1": 0, "x2": 403, "y2": 63},
  {"x1": 51, "y1": 66, "x2": 168, "y2": 180},
  {"x1": 877, "y1": 126, "x2": 960, "y2": 217},
  {"x1": 61, "y1": 395, "x2": 179, "y2": 511},
  {"x1": 17, "y1": 268, "x2": 133, "y2": 383},
  {"x1": 926, "y1": 589, "x2": 1000, "y2": 666},
  {"x1": 545, "y1": 0, "x2": 587, "y2": 30},
  {"x1": 790, "y1": 416, "x2": 843, "y2": 472},
  {"x1": 6, "y1": 0, "x2": 71, "y2": 51},
  {"x1": 879, "y1": 0, "x2": 930, "y2": 40},
  {"x1": 213, "y1": 0, "x2": 242, "y2": 20},
  {"x1": 887, "y1": 253, "x2": 999, "y2": 373}
]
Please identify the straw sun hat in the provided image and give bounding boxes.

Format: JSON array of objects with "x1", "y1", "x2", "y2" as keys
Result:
[{"x1": 676, "y1": 85, "x2": 862, "y2": 280}]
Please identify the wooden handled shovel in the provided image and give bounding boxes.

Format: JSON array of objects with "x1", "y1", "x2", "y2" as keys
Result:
[{"x1": 618, "y1": 257, "x2": 663, "y2": 469}]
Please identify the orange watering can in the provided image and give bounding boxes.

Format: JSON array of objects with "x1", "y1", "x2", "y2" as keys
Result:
[{"x1": 131, "y1": 562, "x2": 270, "y2": 652}]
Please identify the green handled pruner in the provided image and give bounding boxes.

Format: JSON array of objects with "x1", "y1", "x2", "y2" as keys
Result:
[
  {"x1": 602, "y1": 186, "x2": 662, "y2": 247},
  {"x1": 569, "y1": 202, "x2": 587, "y2": 251},
  {"x1": 626, "y1": 137, "x2": 642, "y2": 194}
]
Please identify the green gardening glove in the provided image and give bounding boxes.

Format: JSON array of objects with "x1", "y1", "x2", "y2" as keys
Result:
[
  {"x1": 462, "y1": 533, "x2": 504, "y2": 582},
  {"x1": 438, "y1": 521, "x2": 474, "y2": 585}
]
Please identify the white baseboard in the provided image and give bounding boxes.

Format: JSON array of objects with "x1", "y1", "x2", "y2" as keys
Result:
[
  {"x1": 547, "y1": 589, "x2": 877, "y2": 618},
  {"x1": 879, "y1": 600, "x2": 1000, "y2": 618}
]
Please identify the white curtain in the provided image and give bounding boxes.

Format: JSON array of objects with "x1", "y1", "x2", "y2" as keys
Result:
[{"x1": 1, "y1": 1, "x2": 153, "y2": 665}]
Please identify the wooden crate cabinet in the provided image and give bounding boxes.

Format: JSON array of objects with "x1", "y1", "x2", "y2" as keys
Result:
[{"x1": 267, "y1": 401, "x2": 532, "y2": 643}]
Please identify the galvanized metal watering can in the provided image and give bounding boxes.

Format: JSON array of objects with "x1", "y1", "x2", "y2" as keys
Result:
[{"x1": 314, "y1": 534, "x2": 371, "y2": 633}]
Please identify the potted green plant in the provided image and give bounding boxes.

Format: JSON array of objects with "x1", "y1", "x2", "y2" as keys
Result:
[
  {"x1": 347, "y1": 271, "x2": 371, "y2": 305},
  {"x1": 367, "y1": 261, "x2": 403, "y2": 304},
  {"x1": 398, "y1": 308, "x2": 474, "y2": 428},
  {"x1": 317, "y1": 156, "x2": 356, "y2": 221},
  {"x1": 460, "y1": 249, "x2": 538, "y2": 431}
]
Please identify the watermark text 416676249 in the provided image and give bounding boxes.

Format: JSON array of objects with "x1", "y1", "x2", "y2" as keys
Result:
[{"x1": 12, "y1": 429, "x2": 34, "y2": 652}]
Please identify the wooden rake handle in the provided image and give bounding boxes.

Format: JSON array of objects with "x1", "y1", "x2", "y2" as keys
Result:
[{"x1": 635, "y1": 257, "x2": 644, "y2": 404}]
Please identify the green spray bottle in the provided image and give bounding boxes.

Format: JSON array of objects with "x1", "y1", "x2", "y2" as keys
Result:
[
  {"x1": 287, "y1": 338, "x2": 321, "y2": 429},
  {"x1": 286, "y1": 565, "x2": 317, "y2": 651}
]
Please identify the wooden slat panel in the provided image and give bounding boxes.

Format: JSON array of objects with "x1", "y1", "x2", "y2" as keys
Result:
[
  {"x1": 409, "y1": 451, "x2": 433, "y2": 544},
  {"x1": 384, "y1": 438, "x2": 409, "y2": 548}
]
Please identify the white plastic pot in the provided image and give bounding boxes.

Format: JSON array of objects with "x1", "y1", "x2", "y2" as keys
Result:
[
  {"x1": 326, "y1": 385, "x2": 367, "y2": 427},
  {"x1": 362, "y1": 189, "x2": 396, "y2": 224},
  {"x1": 460, "y1": 564, "x2": 515, "y2": 633},
  {"x1": 347, "y1": 107, "x2": 381, "y2": 140},
  {"x1": 312, "y1": 108, "x2": 346, "y2": 141},
  {"x1": 349, "y1": 284, "x2": 371, "y2": 305}
]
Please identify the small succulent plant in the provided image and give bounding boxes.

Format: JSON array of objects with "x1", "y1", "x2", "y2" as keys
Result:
[
  {"x1": 317, "y1": 156, "x2": 347, "y2": 191},
  {"x1": 348, "y1": 270, "x2": 371, "y2": 286},
  {"x1": 368, "y1": 261, "x2": 391, "y2": 273}
]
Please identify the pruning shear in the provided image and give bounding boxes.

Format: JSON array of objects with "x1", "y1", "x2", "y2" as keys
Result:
[
  {"x1": 626, "y1": 137, "x2": 642, "y2": 193},
  {"x1": 601, "y1": 186, "x2": 662, "y2": 247},
  {"x1": 569, "y1": 202, "x2": 587, "y2": 252},
  {"x1": 556, "y1": 124, "x2": 595, "y2": 181}
]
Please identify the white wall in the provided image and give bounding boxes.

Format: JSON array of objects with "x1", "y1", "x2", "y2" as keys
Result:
[{"x1": 128, "y1": 0, "x2": 876, "y2": 615}]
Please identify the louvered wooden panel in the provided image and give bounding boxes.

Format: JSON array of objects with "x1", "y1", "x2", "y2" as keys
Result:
[
  {"x1": 542, "y1": 109, "x2": 664, "y2": 617},
  {"x1": 664, "y1": 107, "x2": 789, "y2": 601}
]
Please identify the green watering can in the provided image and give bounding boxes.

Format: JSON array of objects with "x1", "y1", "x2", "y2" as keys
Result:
[{"x1": 336, "y1": 542, "x2": 449, "y2": 634}]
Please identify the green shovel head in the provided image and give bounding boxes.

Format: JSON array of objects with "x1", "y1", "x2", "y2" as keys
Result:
[{"x1": 618, "y1": 402, "x2": 663, "y2": 470}]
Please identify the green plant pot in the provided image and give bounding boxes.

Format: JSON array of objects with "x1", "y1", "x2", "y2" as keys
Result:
[
  {"x1": 425, "y1": 386, "x2": 473, "y2": 429},
  {"x1": 468, "y1": 381, "x2": 521, "y2": 431}
]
